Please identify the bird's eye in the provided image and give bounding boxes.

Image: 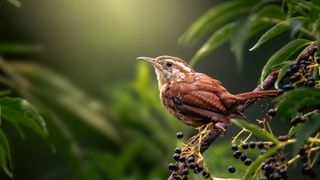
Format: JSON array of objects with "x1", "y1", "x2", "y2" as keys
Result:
[{"x1": 165, "y1": 61, "x2": 173, "y2": 68}]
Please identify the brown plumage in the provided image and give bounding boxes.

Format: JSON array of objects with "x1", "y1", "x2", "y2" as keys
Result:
[{"x1": 137, "y1": 56, "x2": 279, "y2": 128}]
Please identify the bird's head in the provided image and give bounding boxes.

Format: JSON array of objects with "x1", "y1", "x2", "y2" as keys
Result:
[{"x1": 137, "y1": 56, "x2": 194, "y2": 87}]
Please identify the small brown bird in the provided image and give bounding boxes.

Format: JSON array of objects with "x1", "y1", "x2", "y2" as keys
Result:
[{"x1": 137, "y1": 56, "x2": 279, "y2": 128}]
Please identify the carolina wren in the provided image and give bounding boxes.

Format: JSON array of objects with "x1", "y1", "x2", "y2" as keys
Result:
[{"x1": 137, "y1": 56, "x2": 279, "y2": 128}]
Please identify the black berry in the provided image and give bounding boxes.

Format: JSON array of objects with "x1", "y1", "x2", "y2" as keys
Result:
[
  {"x1": 299, "y1": 148, "x2": 306, "y2": 156},
  {"x1": 233, "y1": 150, "x2": 242, "y2": 159},
  {"x1": 277, "y1": 135, "x2": 288, "y2": 142},
  {"x1": 196, "y1": 166, "x2": 203, "y2": 173},
  {"x1": 290, "y1": 73, "x2": 301, "y2": 83},
  {"x1": 173, "y1": 153, "x2": 180, "y2": 161},
  {"x1": 176, "y1": 132, "x2": 183, "y2": 139},
  {"x1": 308, "y1": 46, "x2": 317, "y2": 55},
  {"x1": 300, "y1": 63, "x2": 307, "y2": 69},
  {"x1": 189, "y1": 162, "x2": 196, "y2": 169},
  {"x1": 249, "y1": 141, "x2": 256, "y2": 148},
  {"x1": 187, "y1": 156, "x2": 195, "y2": 163},
  {"x1": 267, "y1": 109, "x2": 276, "y2": 116},
  {"x1": 302, "y1": 164, "x2": 313, "y2": 175},
  {"x1": 174, "y1": 148, "x2": 181, "y2": 154},
  {"x1": 290, "y1": 63, "x2": 299, "y2": 73},
  {"x1": 307, "y1": 77, "x2": 315, "y2": 86},
  {"x1": 244, "y1": 158, "x2": 252, "y2": 166},
  {"x1": 168, "y1": 163, "x2": 178, "y2": 171},
  {"x1": 257, "y1": 141, "x2": 264, "y2": 149},
  {"x1": 228, "y1": 165, "x2": 236, "y2": 173},
  {"x1": 202, "y1": 171, "x2": 210, "y2": 178},
  {"x1": 179, "y1": 156, "x2": 186, "y2": 162},
  {"x1": 231, "y1": 144, "x2": 238, "y2": 151},
  {"x1": 242, "y1": 142, "x2": 249, "y2": 150},
  {"x1": 265, "y1": 164, "x2": 274, "y2": 174}
]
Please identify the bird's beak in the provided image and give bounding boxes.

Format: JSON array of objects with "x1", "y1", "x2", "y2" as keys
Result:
[
  {"x1": 137, "y1": 56, "x2": 164, "y2": 71},
  {"x1": 136, "y1": 57, "x2": 156, "y2": 63}
]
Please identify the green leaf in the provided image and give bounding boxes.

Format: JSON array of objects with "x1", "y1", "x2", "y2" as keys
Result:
[
  {"x1": 230, "y1": 5, "x2": 286, "y2": 69},
  {"x1": 275, "y1": 89, "x2": 320, "y2": 122},
  {"x1": 0, "y1": 43, "x2": 42, "y2": 54},
  {"x1": 255, "y1": 5, "x2": 285, "y2": 19},
  {"x1": 179, "y1": 1, "x2": 254, "y2": 47},
  {"x1": 189, "y1": 23, "x2": 236, "y2": 67},
  {"x1": 230, "y1": 17, "x2": 253, "y2": 70},
  {"x1": 0, "y1": 97, "x2": 48, "y2": 138},
  {"x1": 243, "y1": 144, "x2": 282, "y2": 180},
  {"x1": 293, "y1": 112, "x2": 320, "y2": 155},
  {"x1": 274, "y1": 62, "x2": 291, "y2": 89},
  {"x1": 250, "y1": 17, "x2": 306, "y2": 51},
  {"x1": 0, "y1": 129, "x2": 12, "y2": 178},
  {"x1": 6, "y1": 0, "x2": 21, "y2": 7},
  {"x1": 250, "y1": 21, "x2": 289, "y2": 51},
  {"x1": 231, "y1": 119, "x2": 280, "y2": 145},
  {"x1": 0, "y1": 90, "x2": 11, "y2": 97},
  {"x1": 260, "y1": 39, "x2": 311, "y2": 83},
  {"x1": 10, "y1": 62, "x2": 120, "y2": 142},
  {"x1": 314, "y1": 15, "x2": 320, "y2": 33}
]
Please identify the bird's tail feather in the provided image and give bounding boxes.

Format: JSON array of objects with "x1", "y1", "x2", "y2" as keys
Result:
[{"x1": 236, "y1": 90, "x2": 280, "y2": 102}]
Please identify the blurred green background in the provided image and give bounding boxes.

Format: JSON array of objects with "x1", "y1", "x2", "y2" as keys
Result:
[{"x1": 0, "y1": 0, "x2": 291, "y2": 180}]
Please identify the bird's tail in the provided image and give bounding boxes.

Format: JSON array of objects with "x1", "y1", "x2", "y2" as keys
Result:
[{"x1": 236, "y1": 90, "x2": 280, "y2": 102}]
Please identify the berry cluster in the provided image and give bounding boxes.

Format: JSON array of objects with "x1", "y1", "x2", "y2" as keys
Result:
[
  {"x1": 230, "y1": 138, "x2": 290, "y2": 180},
  {"x1": 259, "y1": 155, "x2": 288, "y2": 180},
  {"x1": 299, "y1": 146, "x2": 318, "y2": 178},
  {"x1": 168, "y1": 131, "x2": 212, "y2": 180},
  {"x1": 281, "y1": 45, "x2": 319, "y2": 91}
]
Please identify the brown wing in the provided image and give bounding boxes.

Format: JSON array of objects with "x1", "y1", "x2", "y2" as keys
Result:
[{"x1": 162, "y1": 73, "x2": 235, "y2": 125}]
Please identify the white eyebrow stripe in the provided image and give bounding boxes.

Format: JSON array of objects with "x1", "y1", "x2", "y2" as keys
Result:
[{"x1": 170, "y1": 60, "x2": 192, "y2": 72}]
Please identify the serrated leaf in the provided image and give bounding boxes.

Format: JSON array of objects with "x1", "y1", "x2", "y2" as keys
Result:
[
  {"x1": 275, "y1": 89, "x2": 320, "y2": 122},
  {"x1": 0, "y1": 97, "x2": 48, "y2": 138},
  {"x1": 243, "y1": 144, "x2": 282, "y2": 180},
  {"x1": 0, "y1": 129, "x2": 12, "y2": 178},
  {"x1": 189, "y1": 23, "x2": 236, "y2": 67},
  {"x1": 293, "y1": 112, "x2": 320, "y2": 155},
  {"x1": 231, "y1": 119, "x2": 280, "y2": 144},
  {"x1": 274, "y1": 62, "x2": 291, "y2": 89},
  {"x1": 179, "y1": 1, "x2": 254, "y2": 47},
  {"x1": 250, "y1": 21, "x2": 289, "y2": 51},
  {"x1": 260, "y1": 39, "x2": 311, "y2": 83}
]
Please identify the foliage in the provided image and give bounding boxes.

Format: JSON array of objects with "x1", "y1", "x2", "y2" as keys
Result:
[
  {"x1": 0, "y1": 0, "x2": 320, "y2": 180},
  {"x1": 178, "y1": 0, "x2": 320, "y2": 179},
  {"x1": 0, "y1": 92, "x2": 48, "y2": 177}
]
